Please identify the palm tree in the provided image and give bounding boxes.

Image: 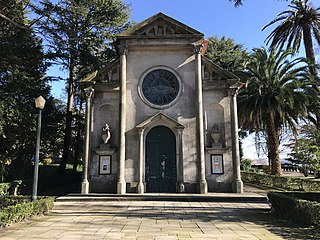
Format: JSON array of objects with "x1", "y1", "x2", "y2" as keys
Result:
[
  {"x1": 238, "y1": 48, "x2": 311, "y2": 175},
  {"x1": 263, "y1": 0, "x2": 320, "y2": 80}
]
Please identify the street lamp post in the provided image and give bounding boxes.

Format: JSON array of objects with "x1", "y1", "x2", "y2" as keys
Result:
[{"x1": 32, "y1": 96, "x2": 46, "y2": 202}]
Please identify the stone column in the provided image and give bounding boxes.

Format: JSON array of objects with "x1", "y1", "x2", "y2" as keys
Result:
[
  {"x1": 177, "y1": 128, "x2": 184, "y2": 193},
  {"x1": 137, "y1": 128, "x2": 144, "y2": 194},
  {"x1": 229, "y1": 87, "x2": 243, "y2": 193},
  {"x1": 81, "y1": 87, "x2": 94, "y2": 194},
  {"x1": 195, "y1": 44, "x2": 208, "y2": 194},
  {"x1": 117, "y1": 45, "x2": 127, "y2": 194}
]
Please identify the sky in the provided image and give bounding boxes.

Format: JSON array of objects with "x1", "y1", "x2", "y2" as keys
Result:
[
  {"x1": 49, "y1": 0, "x2": 318, "y2": 160},
  {"x1": 126, "y1": 0, "x2": 290, "y2": 49}
]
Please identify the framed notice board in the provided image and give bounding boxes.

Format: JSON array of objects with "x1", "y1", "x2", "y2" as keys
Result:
[
  {"x1": 211, "y1": 154, "x2": 224, "y2": 174},
  {"x1": 99, "y1": 155, "x2": 111, "y2": 175}
]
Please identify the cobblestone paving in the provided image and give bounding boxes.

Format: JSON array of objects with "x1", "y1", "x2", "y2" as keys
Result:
[{"x1": 0, "y1": 200, "x2": 307, "y2": 240}]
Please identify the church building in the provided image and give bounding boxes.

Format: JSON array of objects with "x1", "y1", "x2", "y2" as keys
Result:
[{"x1": 80, "y1": 13, "x2": 243, "y2": 194}]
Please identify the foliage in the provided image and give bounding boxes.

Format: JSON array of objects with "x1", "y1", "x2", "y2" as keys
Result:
[
  {"x1": 229, "y1": 0, "x2": 290, "y2": 7},
  {"x1": 0, "y1": 0, "x2": 41, "y2": 180},
  {"x1": 0, "y1": 181, "x2": 22, "y2": 196},
  {"x1": 0, "y1": 0, "x2": 66, "y2": 181},
  {"x1": 42, "y1": 157, "x2": 52, "y2": 165},
  {"x1": 40, "y1": 98, "x2": 65, "y2": 162},
  {"x1": 205, "y1": 36, "x2": 249, "y2": 73},
  {"x1": 240, "y1": 159, "x2": 252, "y2": 171},
  {"x1": 32, "y1": 0, "x2": 131, "y2": 174},
  {"x1": 238, "y1": 47, "x2": 311, "y2": 175},
  {"x1": 19, "y1": 164, "x2": 81, "y2": 196},
  {"x1": 242, "y1": 171, "x2": 320, "y2": 191},
  {"x1": 268, "y1": 191, "x2": 320, "y2": 227},
  {"x1": 263, "y1": 0, "x2": 320, "y2": 126},
  {"x1": 263, "y1": 0, "x2": 320, "y2": 68},
  {"x1": 0, "y1": 161, "x2": 8, "y2": 183},
  {"x1": 33, "y1": 0, "x2": 131, "y2": 79},
  {"x1": 0, "y1": 196, "x2": 54, "y2": 227},
  {"x1": 0, "y1": 183, "x2": 10, "y2": 196},
  {"x1": 289, "y1": 125, "x2": 320, "y2": 176}
]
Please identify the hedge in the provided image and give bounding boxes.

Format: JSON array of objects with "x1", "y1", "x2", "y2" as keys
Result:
[
  {"x1": 0, "y1": 196, "x2": 55, "y2": 227},
  {"x1": 268, "y1": 192, "x2": 320, "y2": 227},
  {"x1": 242, "y1": 172, "x2": 320, "y2": 191},
  {"x1": 0, "y1": 181, "x2": 22, "y2": 196}
]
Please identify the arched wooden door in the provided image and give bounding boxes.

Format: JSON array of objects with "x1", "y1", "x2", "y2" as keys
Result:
[{"x1": 145, "y1": 126, "x2": 176, "y2": 193}]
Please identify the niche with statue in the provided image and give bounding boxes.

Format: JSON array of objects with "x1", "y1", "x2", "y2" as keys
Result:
[{"x1": 210, "y1": 123, "x2": 223, "y2": 148}]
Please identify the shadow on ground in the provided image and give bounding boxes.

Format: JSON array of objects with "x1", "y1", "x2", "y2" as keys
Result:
[{"x1": 52, "y1": 202, "x2": 320, "y2": 240}]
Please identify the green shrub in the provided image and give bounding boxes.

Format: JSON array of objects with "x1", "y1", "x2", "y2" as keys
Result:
[
  {"x1": 285, "y1": 192, "x2": 320, "y2": 202},
  {"x1": 240, "y1": 159, "x2": 252, "y2": 171},
  {"x1": 0, "y1": 196, "x2": 29, "y2": 210},
  {"x1": 0, "y1": 196, "x2": 55, "y2": 227},
  {"x1": 241, "y1": 171, "x2": 320, "y2": 191},
  {"x1": 268, "y1": 192, "x2": 320, "y2": 227},
  {"x1": 42, "y1": 157, "x2": 52, "y2": 165},
  {"x1": 0, "y1": 181, "x2": 22, "y2": 196},
  {"x1": 0, "y1": 183, "x2": 10, "y2": 195}
]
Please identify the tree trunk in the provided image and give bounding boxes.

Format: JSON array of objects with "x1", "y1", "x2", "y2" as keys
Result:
[
  {"x1": 57, "y1": 61, "x2": 75, "y2": 175},
  {"x1": 302, "y1": 24, "x2": 320, "y2": 129},
  {"x1": 302, "y1": 25, "x2": 319, "y2": 78},
  {"x1": 265, "y1": 111, "x2": 282, "y2": 176}
]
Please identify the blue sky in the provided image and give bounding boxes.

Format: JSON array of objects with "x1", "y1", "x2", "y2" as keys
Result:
[{"x1": 127, "y1": 0, "x2": 293, "y2": 50}]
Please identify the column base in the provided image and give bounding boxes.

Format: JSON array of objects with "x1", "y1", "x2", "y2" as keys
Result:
[
  {"x1": 117, "y1": 181, "x2": 126, "y2": 194},
  {"x1": 81, "y1": 180, "x2": 89, "y2": 194},
  {"x1": 137, "y1": 183, "x2": 144, "y2": 194},
  {"x1": 198, "y1": 180, "x2": 208, "y2": 194},
  {"x1": 232, "y1": 179, "x2": 243, "y2": 193},
  {"x1": 178, "y1": 183, "x2": 185, "y2": 193}
]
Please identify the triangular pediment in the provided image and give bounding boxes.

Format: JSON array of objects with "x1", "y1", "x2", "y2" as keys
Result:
[
  {"x1": 120, "y1": 12, "x2": 203, "y2": 37},
  {"x1": 136, "y1": 113, "x2": 184, "y2": 130},
  {"x1": 91, "y1": 59, "x2": 121, "y2": 83},
  {"x1": 202, "y1": 56, "x2": 239, "y2": 81}
]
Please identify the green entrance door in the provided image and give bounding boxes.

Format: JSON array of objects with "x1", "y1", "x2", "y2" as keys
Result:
[{"x1": 146, "y1": 126, "x2": 176, "y2": 193}]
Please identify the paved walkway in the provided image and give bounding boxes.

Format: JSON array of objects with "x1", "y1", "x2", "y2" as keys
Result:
[{"x1": 0, "y1": 187, "x2": 318, "y2": 240}]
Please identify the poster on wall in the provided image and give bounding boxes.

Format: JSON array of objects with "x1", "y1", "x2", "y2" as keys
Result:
[
  {"x1": 211, "y1": 154, "x2": 224, "y2": 174},
  {"x1": 99, "y1": 155, "x2": 111, "y2": 175}
]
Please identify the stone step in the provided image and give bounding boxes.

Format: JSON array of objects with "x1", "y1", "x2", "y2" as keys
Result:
[{"x1": 56, "y1": 192, "x2": 268, "y2": 203}]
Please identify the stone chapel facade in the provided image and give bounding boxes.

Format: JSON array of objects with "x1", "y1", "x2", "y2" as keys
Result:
[{"x1": 81, "y1": 13, "x2": 243, "y2": 194}]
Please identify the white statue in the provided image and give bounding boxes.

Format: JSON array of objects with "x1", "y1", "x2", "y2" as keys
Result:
[{"x1": 101, "y1": 123, "x2": 111, "y2": 144}]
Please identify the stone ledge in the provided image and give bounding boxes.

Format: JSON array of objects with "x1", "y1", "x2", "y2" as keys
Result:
[
  {"x1": 205, "y1": 146, "x2": 230, "y2": 154},
  {"x1": 94, "y1": 145, "x2": 117, "y2": 155}
]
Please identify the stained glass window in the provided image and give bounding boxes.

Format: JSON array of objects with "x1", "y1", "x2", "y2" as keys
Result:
[{"x1": 142, "y1": 69, "x2": 179, "y2": 106}]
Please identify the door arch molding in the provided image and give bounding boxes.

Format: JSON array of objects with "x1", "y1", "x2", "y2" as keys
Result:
[{"x1": 136, "y1": 113, "x2": 185, "y2": 193}]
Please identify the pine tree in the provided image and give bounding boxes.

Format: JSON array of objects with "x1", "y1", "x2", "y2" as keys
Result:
[
  {"x1": 0, "y1": 0, "x2": 51, "y2": 180},
  {"x1": 33, "y1": 0, "x2": 130, "y2": 174}
]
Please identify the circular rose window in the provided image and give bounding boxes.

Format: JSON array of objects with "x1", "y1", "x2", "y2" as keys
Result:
[{"x1": 141, "y1": 69, "x2": 180, "y2": 107}]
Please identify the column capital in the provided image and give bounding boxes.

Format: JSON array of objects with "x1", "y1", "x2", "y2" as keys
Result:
[
  {"x1": 227, "y1": 87, "x2": 238, "y2": 97},
  {"x1": 84, "y1": 87, "x2": 94, "y2": 98},
  {"x1": 137, "y1": 127, "x2": 145, "y2": 135},
  {"x1": 194, "y1": 44, "x2": 203, "y2": 55},
  {"x1": 177, "y1": 128, "x2": 184, "y2": 135},
  {"x1": 119, "y1": 45, "x2": 128, "y2": 55}
]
